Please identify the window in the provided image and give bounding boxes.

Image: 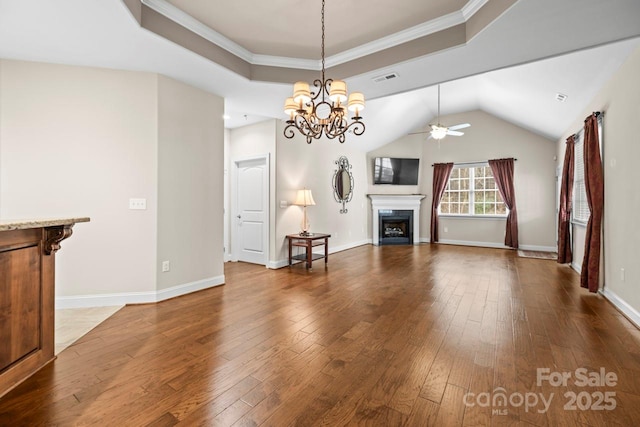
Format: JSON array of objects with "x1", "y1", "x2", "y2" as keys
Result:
[
  {"x1": 439, "y1": 164, "x2": 507, "y2": 216},
  {"x1": 572, "y1": 117, "x2": 603, "y2": 224},
  {"x1": 572, "y1": 132, "x2": 589, "y2": 223}
]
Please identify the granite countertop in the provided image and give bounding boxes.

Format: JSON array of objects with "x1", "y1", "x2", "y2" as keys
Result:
[{"x1": 0, "y1": 217, "x2": 90, "y2": 232}]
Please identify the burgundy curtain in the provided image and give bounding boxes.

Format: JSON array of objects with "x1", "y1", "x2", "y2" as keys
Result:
[
  {"x1": 580, "y1": 113, "x2": 604, "y2": 293},
  {"x1": 430, "y1": 162, "x2": 454, "y2": 243},
  {"x1": 557, "y1": 135, "x2": 575, "y2": 264},
  {"x1": 489, "y1": 158, "x2": 519, "y2": 248}
]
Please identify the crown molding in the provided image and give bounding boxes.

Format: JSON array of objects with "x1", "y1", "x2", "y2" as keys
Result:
[
  {"x1": 142, "y1": 0, "x2": 488, "y2": 71},
  {"x1": 142, "y1": 0, "x2": 253, "y2": 62},
  {"x1": 462, "y1": 0, "x2": 490, "y2": 20},
  {"x1": 251, "y1": 54, "x2": 319, "y2": 71},
  {"x1": 325, "y1": 11, "x2": 465, "y2": 68}
]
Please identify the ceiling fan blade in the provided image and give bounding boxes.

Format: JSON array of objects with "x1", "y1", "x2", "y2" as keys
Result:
[
  {"x1": 448, "y1": 123, "x2": 470, "y2": 131},
  {"x1": 408, "y1": 131, "x2": 429, "y2": 135},
  {"x1": 447, "y1": 130, "x2": 464, "y2": 136}
]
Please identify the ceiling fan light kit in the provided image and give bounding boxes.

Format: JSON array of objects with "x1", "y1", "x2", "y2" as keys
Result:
[
  {"x1": 410, "y1": 84, "x2": 471, "y2": 140},
  {"x1": 430, "y1": 124, "x2": 449, "y2": 140},
  {"x1": 283, "y1": 0, "x2": 365, "y2": 144}
]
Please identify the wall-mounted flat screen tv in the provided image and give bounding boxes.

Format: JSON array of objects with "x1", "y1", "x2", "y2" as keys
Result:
[{"x1": 373, "y1": 157, "x2": 420, "y2": 185}]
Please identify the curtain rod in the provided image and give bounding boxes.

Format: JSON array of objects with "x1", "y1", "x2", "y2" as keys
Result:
[
  {"x1": 431, "y1": 159, "x2": 517, "y2": 167},
  {"x1": 571, "y1": 111, "x2": 603, "y2": 139}
]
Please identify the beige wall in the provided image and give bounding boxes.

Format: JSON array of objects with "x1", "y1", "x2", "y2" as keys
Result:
[
  {"x1": 556, "y1": 45, "x2": 640, "y2": 318},
  {"x1": 274, "y1": 121, "x2": 370, "y2": 263},
  {"x1": 228, "y1": 120, "x2": 277, "y2": 263},
  {"x1": 156, "y1": 75, "x2": 224, "y2": 290},
  {"x1": 0, "y1": 59, "x2": 225, "y2": 306},
  {"x1": 227, "y1": 120, "x2": 370, "y2": 266},
  {"x1": 0, "y1": 59, "x2": 159, "y2": 298},
  {"x1": 370, "y1": 110, "x2": 557, "y2": 249}
]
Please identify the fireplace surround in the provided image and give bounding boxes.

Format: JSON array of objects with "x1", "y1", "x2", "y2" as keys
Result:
[
  {"x1": 368, "y1": 194, "x2": 426, "y2": 246},
  {"x1": 379, "y1": 210, "x2": 413, "y2": 245}
]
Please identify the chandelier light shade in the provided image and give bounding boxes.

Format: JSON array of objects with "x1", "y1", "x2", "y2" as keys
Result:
[
  {"x1": 283, "y1": 0, "x2": 365, "y2": 144},
  {"x1": 293, "y1": 188, "x2": 316, "y2": 236}
]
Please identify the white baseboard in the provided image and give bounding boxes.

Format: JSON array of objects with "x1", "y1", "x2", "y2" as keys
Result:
[
  {"x1": 438, "y1": 239, "x2": 509, "y2": 249},
  {"x1": 268, "y1": 259, "x2": 290, "y2": 269},
  {"x1": 329, "y1": 239, "x2": 371, "y2": 254},
  {"x1": 519, "y1": 244, "x2": 558, "y2": 252},
  {"x1": 55, "y1": 275, "x2": 225, "y2": 309},
  {"x1": 571, "y1": 261, "x2": 582, "y2": 274},
  {"x1": 269, "y1": 239, "x2": 372, "y2": 269},
  {"x1": 600, "y1": 288, "x2": 640, "y2": 329},
  {"x1": 424, "y1": 238, "x2": 556, "y2": 252}
]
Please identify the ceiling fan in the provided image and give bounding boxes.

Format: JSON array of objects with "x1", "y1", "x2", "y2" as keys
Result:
[{"x1": 410, "y1": 85, "x2": 470, "y2": 140}]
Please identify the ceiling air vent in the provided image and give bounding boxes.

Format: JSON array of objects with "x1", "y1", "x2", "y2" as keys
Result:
[
  {"x1": 372, "y1": 72, "x2": 399, "y2": 83},
  {"x1": 555, "y1": 93, "x2": 568, "y2": 102}
]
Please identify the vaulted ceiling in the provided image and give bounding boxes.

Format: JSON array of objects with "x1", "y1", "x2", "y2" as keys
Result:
[{"x1": 1, "y1": 0, "x2": 640, "y2": 151}]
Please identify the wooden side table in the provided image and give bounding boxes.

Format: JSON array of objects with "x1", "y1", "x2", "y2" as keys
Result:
[{"x1": 286, "y1": 233, "x2": 331, "y2": 270}]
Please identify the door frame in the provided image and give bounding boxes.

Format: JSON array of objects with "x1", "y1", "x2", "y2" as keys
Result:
[{"x1": 231, "y1": 154, "x2": 270, "y2": 266}]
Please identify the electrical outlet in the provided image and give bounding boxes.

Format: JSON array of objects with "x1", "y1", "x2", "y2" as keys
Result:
[
  {"x1": 129, "y1": 198, "x2": 147, "y2": 210},
  {"x1": 621, "y1": 268, "x2": 625, "y2": 282},
  {"x1": 162, "y1": 261, "x2": 170, "y2": 272},
  {"x1": 444, "y1": 227, "x2": 448, "y2": 233}
]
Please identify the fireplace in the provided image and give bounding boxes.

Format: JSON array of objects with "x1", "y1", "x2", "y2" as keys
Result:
[
  {"x1": 368, "y1": 194, "x2": 426, "y2": 246},
  {"x1": 379, "y1": 210, "x2": 413, "y2": 245}
]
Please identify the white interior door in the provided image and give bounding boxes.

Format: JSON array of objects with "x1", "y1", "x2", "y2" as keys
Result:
[{"x1": 233, "y1": 156, "x2": 268, "y2": 265}]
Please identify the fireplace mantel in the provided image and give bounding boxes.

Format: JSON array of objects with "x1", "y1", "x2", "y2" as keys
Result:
[{"x1": 368, "y1": 194, "x2": 426, "y2": 245}]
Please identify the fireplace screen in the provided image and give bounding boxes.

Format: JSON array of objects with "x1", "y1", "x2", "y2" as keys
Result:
[
  {"x1": 378, "y1": 210, "x2": 413, "y2": 245},
  {"x1": 383, "y1": 221, "x2": 406, "y2": 237}
]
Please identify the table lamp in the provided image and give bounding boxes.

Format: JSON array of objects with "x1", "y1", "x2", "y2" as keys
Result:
[{"x1": 293, "y1": 188, "x2": 316, "y2": 236}]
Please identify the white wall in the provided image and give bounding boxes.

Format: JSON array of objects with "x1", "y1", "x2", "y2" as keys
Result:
[
  {"x1": 274, "y1": 121, "x2": 369, "y2": 264},
  {"x1": 369, "y1": 110, "x2": 557, "y2": 250},
  {"x1": 223, "y1": 128, "x2": 230, "y2": 260},
  {"x1": 156, "y1": 75, "x2": 224, "y2": 291},
  {"x1": 226, "y1": 120, "x2": 370, "y2": 267},
  {"x1": 228, "y1": 120, "x2": 277, "y2": 263},
  {"x1": 0, "y1": 59, "x2": 226, "y2": 307},
  {"x1": 556, "y1": 45, "x2": 640, "y2": 323},
  {"x1": 0, "y1": 59, "x2": 159, "y2": 297}
]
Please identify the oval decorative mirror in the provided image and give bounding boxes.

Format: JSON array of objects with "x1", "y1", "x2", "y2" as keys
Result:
[{"x1": 333, "y1": 156, "x2": 354, "y2": 213}]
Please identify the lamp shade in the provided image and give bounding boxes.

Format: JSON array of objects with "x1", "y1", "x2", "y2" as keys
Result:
[
  {"x1": 284, "y1": 97, "x2": 298, "y2": 116},
  {"x1": 347, "y1": 92, "x2": 365, "y2": 112},
  {"x1": 329, "y1": 80, "x2": 347, "y2": 103},
  {"x1": 293, "y1": 189, "x2": 316, "y2": 206},
  {"x1": 293, "y1": 82, "x2": 311, "y2": 104}
]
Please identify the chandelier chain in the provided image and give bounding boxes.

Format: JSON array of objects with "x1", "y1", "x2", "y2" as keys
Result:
[{"x1": 321, "y1": 0, "x2": 326, "y2": 87}]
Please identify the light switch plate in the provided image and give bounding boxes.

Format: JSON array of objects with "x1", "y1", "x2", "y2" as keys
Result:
[{"x1": 129, "y1": 198, "x2": 147, "y2": 210}]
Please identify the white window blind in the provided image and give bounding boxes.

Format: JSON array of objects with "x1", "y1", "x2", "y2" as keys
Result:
[
  {"x1": 573, "y1": 132, "x2": 589, "y2": 223},
  {"x1": 572, "y1": 117, "x2": 603, "y2": 224}
]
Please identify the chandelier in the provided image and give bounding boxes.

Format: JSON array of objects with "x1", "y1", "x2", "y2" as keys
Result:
[{"x1": 283, "y1": 0, "x2": 365, "y2": 144}]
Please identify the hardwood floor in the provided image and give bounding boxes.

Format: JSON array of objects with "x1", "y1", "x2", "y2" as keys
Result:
[{"x1": 1, "y1": 244, "x2": 639, "y2": 426}]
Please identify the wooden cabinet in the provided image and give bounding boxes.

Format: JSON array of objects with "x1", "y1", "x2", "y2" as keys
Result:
[
  {"x1": 0, "y1": 218, "x2": 88, "y2": 398},
  {"x1": 0, "y1": 243, "x2": 41, "y2": 373}
]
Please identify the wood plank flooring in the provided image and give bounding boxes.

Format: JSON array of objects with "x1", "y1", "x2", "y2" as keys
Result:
[{"x1": 1, "y1": 244, "x2": 640, "y2": 426}]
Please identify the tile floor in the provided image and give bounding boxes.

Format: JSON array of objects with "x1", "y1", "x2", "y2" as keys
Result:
[{"x1": 54, "y1": 306, "x2": 123, "y2": 354}]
